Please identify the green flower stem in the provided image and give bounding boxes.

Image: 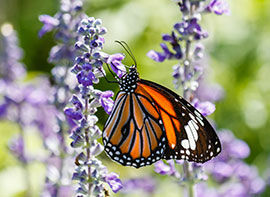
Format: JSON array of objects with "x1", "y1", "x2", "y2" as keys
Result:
[
  {"x1": 17, "y1": 108, "x2": 32, "y2": 197},
  {"x1": 84, "y1": 98, "x2": 92, "y2": 196}
]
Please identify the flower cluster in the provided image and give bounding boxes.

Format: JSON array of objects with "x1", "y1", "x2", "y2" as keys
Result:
[
  {"x1": 197, "y1": 130, "x2": 265, "y2": 196},
  {"x1": 0, "y1": 23, "x2": 61, "y2": 196},
  {"x1": 39, "y1": 1, "x2": 88, "y2": 196},
  {"x1": 148, "y1": 0, "x2": 229, "y2": 105},
  {"x1": 120, "y1": 177, "x2": 156, "y2": 195},
  {"x1": 148, "y1": 0, "x2": 265, "y2": 196},
  {"x1": 65, "y1": 17, "x2": 123, "y2": 196}
]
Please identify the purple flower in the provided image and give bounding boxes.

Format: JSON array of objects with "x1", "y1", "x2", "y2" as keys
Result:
[
  {"x1": 105, "y1": 172, "x2": 123, "y2": 193},
  {"x1": 202, "y1": 130, "x2": 266, "y2": 195},
  {"x1": 39, "y1": 15, "x2": 59, "y2": 37},
  {"x1": 9, "y1": 135, "x2": 27, "y2": 163},
  {"x1": 64, "y1": 108, "x2": 83, "y2": 120},
  {"x1": 196, "y1": 82, "x2": 225, "y2": 102},
  {"x1": 154, "y1": 160, "x2": 179, "y2": 178},
  {"x1": 70, "y1": 95, "x2": 83, "y2": 111},
  {"x1": 205, "y1": 0, "x2": 230, "y2": 15},
  {"x1": 174, "y1": 18, "x2": 208, "y2": 40},
  {"x1": 0, "y1": 23, "x2": 26, "y2": 83},
  {"x1": 147, "y1": 50, "x2": 166, "y2": 62},
  {"x1": 67, "y1": 16, "x2": 123, "y2": 196},
  {"x1": 229, "y1": 139, "x2": 250, "y2": 159},
  {"x1": 0, "y1": 102, "x2": 8, "y2": 118},
  {"x1": 192, "y1": 98, "x2": 216, "y2": 116},
  {"x1": 172, "y1": 65, "x2": 181, "y2": 79},
  {"x1": 107, "y1": 53, "x2": 126, "y2": 78},
  {"x1": 99, "y1": 90, "x2": 114, "y2": 114},
  {"x1": 121, "y1": 177, "x2": 156, "y2": 194},
  {"x1": 148, "y1": 32, "x2": 182, "y2": 62},
  {"x1": 195, "y1": 182, "x2": 218, "y2": 197},
  {"x1": 76, "y1": 71, "x2": 96, "y2": 86}
]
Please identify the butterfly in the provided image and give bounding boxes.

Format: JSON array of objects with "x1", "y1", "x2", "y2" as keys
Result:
[{"x1": 102, "y1": 43, "x2": 221, "y2": 168}]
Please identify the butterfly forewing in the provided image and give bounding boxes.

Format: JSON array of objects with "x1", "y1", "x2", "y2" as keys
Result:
[{"x1": 138, "y1": 79, "x2": 222, "y2": 163}]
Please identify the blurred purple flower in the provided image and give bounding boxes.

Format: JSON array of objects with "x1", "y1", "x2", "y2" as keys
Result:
[
  {"x1": 205, "y1": 0, "x2": 230, "y2": 15},
  {"x1": 9, "y1": 135, "x2": 27, "y2": 163},
  {"x1": 121, "y1": 177, "x2": 156, "y2": 194},
  {"x1": 147, "y1": 32, "x2": 182, "y2": 62},
  {"x1": 39, "y1": 15, "x2": 59, "y2": 37},
  {"x1": 0, "y1": 102, "x2": 8, "y2": 118},
  {"x1": 195, "y1": 182, "x2": 218, "y2": 197},
  {"x1": 147, "y1": 50, "x2": 166, "y2": 62},
  {"x1": 192, "y1": 98, "x2": 216, "y2": 116},
  {"x1": 196, "y1": 82, "x2": 225, "y2": 102},
  {"x1": 230, "y1": 139, "x2": 250, "y2": 159},
  {"x1": 201, "y1": 130, "x2": 266, "y2": 196},
  {"x1": 0, "y1": 23, "x2": 25, "y2": 83},
  {"x1": 174, "y1": 18, "x2": 208, "y2": 40},
  {"x1": 107, "y1": 53, "x2": 126, "y2": 78},
  {"x1": 155, "y1": 160, "x2": 180, "y2": 178},
  {"x1": 105, "y1": 172, "x2": 123, "y2": 193}
]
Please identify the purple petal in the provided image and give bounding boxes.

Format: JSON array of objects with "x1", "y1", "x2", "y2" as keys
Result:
[
  {"x1": 162, "y1": 34, "x2": 173, "y2": 42},
  {"x1": 192, "y1": 99, "x2": 216, "y2": 116},
  {"x1": 70, "y1": 95, "x2": 83, "y2": 110},
  {"x1": 230, "y1": 139, "x2": 250, "y2": 159},
  {"x1": 0, "y1": 102, "x2": 9, "y2": 118},
  {"x1": 107, "y1": 53, "x2": 126, "y2": 78},
  {"x1": 38, "y1": 15, "x2": 59, "y2": 37},
  {"x1": 101, "y1": 90, "x2": 114, "y2": 98},
  {"x1": 9, "y1": 135, "x2": 27, "y2": 163},
  {"x1": 64, "y1": 108, "x2": 82, "y2": 120},
  {"x1": 105, "y1": 172, "x2": 123, "y2": 193},
  {"x1": 154, "y1": 160, "x2": 178, "y2": 177},
  {"x1": 205, "y1": 0, "x2": 230, "y2": 15},
  {"x1": 121, "y1": 177, "x2": 156, "y2": 194},
  {"x1": 147, "y1": 50, "x2": 166, "y2": 62}
]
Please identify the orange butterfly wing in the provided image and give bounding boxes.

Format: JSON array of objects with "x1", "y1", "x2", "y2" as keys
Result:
[
  {"x1": 138, "y1": 79, "x2": 221, "y2": 163},
  {"x1": 103, "y1": 89, "x2": 167, "y2": 168}
]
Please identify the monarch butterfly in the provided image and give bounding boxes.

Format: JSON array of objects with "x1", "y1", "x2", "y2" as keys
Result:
[{"x1": 103, "y1": 43, "x2": 221, "y2": 168}]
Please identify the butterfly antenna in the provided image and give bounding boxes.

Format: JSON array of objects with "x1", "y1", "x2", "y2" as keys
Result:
[
  {"x1": 98, "y1": 66, "x2": 118, "y2": 84},
  {"x1": 115, "y1": 40, "x2": 137, "y2": 67}
]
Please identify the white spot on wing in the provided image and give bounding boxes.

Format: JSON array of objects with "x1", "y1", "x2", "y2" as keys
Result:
[
  {"x1": 181, "y1": 139, "x2": 189, "y2": 149},
  {"x1": 171, "y1": 143, "x2": 176, "y2": 149},
  {"x1": 188, "y1": 120, "x2": 198, "y2": 141},
  {"x1": 195, "y1": 110, "x2": 203, "y2": 120},
  {"x1": 196, "y1": 117, "x2": 204, "y2": 126},
  {"x1": 184, "y1": 125, "x2": 196, "y2": 150}
]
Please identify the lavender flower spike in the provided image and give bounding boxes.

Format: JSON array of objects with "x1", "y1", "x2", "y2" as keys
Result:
[{"x1": 68, "y1": 16, "x2": 123, "y2": 196}]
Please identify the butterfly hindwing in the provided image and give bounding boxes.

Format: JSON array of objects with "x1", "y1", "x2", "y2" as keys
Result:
[{"x1": 103, "y1": 90, "x2": 167, "y2": 168}]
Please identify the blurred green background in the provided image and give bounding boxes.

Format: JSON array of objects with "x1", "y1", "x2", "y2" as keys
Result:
[{"x1": 0, "y1": 0, "x2": 270, "y2": 196}]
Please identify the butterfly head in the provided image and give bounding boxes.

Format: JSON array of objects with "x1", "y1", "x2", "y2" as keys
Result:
[{"x1": 119, "y1": 66, "x2": 139, "y2": 93}]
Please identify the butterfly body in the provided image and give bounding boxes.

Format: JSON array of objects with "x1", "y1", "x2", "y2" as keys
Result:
[{"x1": 103, "y1": 66, "x2": 221, "y2": 168}]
